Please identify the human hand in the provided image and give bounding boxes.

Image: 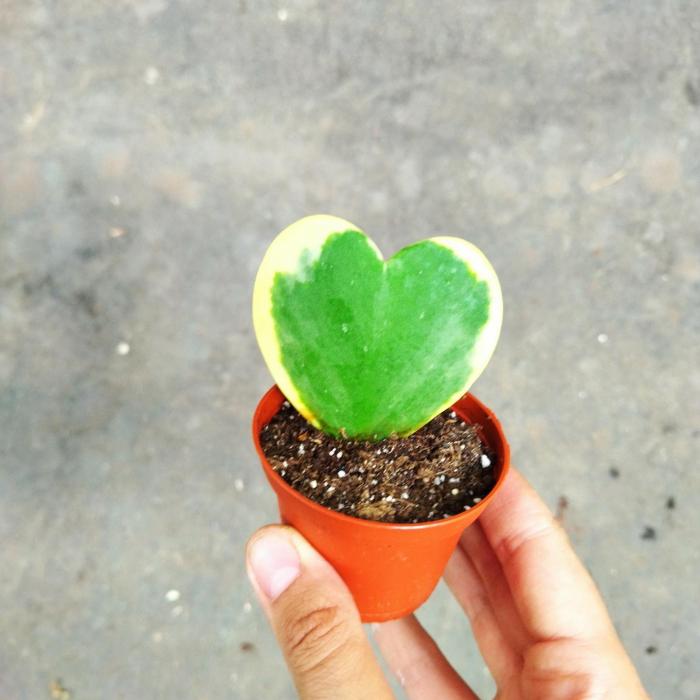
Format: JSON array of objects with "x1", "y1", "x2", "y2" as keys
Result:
[{"x1": 246, "y1": 468, "x2": 650, "y2": 699}]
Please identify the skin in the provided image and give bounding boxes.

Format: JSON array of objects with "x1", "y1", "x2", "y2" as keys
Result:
[{"x1": 246, "y1": 469, "x2": 650, "y2": 700}]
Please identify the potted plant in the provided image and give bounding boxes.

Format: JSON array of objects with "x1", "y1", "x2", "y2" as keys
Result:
[{"x1": 252, "y1": 215, "x2": 510, "y2": 622}]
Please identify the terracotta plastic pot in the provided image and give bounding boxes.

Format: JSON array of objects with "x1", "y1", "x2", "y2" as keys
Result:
[{"x1": 253, "y1": 385, "x2": 510, "y2": 622}]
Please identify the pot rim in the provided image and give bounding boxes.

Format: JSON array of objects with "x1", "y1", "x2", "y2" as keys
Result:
[{"x1": 253, "y1": 384, "x2": 510, "y2": 532}]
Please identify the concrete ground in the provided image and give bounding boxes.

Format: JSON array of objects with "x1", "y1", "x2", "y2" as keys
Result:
[{"x1": 1, "y1": 2, "x2": 699, "y2": 698}]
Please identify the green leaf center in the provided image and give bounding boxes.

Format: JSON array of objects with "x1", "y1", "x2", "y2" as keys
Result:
[{"x1": 271, "y1": 230, "x2": 491, "y2": 439}]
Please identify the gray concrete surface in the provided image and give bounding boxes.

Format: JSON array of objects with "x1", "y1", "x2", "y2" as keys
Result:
[{"x1": 2, "y1": 1, "x2": 699, "y2": 698}]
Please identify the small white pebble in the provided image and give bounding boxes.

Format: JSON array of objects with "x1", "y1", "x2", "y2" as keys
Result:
[
  {"x1": 460, "y1": 444, "x2": 465, "y2": 450},
  {"x1": 233, "y1": 478, "x2": 244, "y2": 492},
  {"x1": 451, "y1": 488, "x2": 459, "y2": 495},
  {"x1": 386, "y1": 495, "x2": 394, "y2": 502},
  {"x1": 401, "y1": 492, "x2": 409, "y2": 499},
  {"x1": 327, "y1": 486, "x2": 335, "y2": 493},
  {"x1": 449, "y1": 477, "x2": 460, "y2": 483},
  {"x1": 597, "y1": 333, "x2": 609, "y2": 344},
  {"x1": 433, "y1": 476, "x2": 441, "y2": 486},
  {"x1": 309, "y1": 479, "x2": 318, "y2": 488},
  {"x1": 144, "y1": 66, "x2": 160, "y2": 85},
  {"x1": 329, "y1": 447, "x2": 336, "y2": 456},
  {"x1": 116, "y1": 341, "x2": 130, "y2": 355},
  {"x1": 280, "y1": 469, "x2": 286, "y2": 476},
  {"x1": 165, "y1": 589, "x2": 180, "y2": 602},
  {"x1": 371, "y1": 479, "x2": 378, "y2": 485},
  {"x1": 481, "y1": 454, "x2": 491, "y2": 468},
  {"x1": 337, "y1": 470, "x2": 346, "y2": 478},
  {"x1": 298, "y1": 445, "x2": 305, "y2": 454},
  {"x1": 336, "y1": 451, "x2": 343, "y2": 458},
  {"x1": 463, "y1": 505, "x2": 471, "y2": 511},
  {"x1": 283, "y1": 401, "x2": 290, "y2": 407},
  {"x1": 473, "y1": 497, "x2": 482, "y2": 503},
  {"x1": 450, "y1": 411, "x2": 456, "y2": 418},
  {"x1": 277, "y1": 8, "x2": 288, "y2": 21},
  {"x1": 338, "y1": 503, "x2": 344, "y2": 510}
]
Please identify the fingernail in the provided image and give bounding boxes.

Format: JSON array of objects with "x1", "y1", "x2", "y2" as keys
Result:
[{"x1": 248, "y1": 533, "x2": 301, "y2": 601}]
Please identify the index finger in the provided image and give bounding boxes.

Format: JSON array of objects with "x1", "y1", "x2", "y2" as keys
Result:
[{"x1": 477, "y1": 468, "x2": 616, "y2": 642}]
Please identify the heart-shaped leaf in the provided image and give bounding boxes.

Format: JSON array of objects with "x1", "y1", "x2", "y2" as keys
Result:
[{"x1": 254, "y1": 215, "x2": 502, "y2": 439}]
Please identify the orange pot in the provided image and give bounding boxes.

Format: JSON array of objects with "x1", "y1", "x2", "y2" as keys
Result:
[{"x1": 252, "y1": 385, "x2": 510, "y2": 622}]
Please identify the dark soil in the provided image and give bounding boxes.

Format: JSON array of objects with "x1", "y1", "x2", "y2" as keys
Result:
[{"x1": 260, "y1": 401, "x2": 496, "y2": 523}]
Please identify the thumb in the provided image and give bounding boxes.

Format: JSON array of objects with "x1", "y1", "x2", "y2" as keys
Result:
[{"x1": 246, "y1": 525, "x2": 393, "y2": 700}]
